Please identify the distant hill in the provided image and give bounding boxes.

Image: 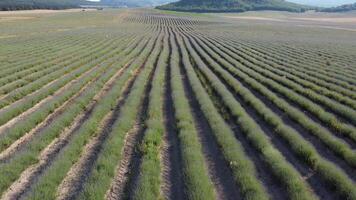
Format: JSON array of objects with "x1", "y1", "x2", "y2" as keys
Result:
[
  {"x1": 156, "y1": 0, "x2": 313, "y2": 13},
  {"x1": 0, "y1": 0, "x2": 94, "y2": 11},
  {"x1": 318, "y1": 2, "x2": 356, "y2": 12}
]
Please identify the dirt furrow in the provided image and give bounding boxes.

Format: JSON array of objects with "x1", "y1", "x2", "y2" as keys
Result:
[
  {"x1": 105, "y1": 123, "x2": 140, "y2": 200},
  {"x1": 0, "y1": 64, "x2": 103, "y2": 161},
  {"x1": 214, "y1": 38, "x2": 356, "y2": 149},
  {"x1": 119, "y1": 51, "x2": 160, "y2": 200},
  {"x1": 229, "y1": 72, "x2": 356, "y2": 181},
  {"x1": 235, "y1": 100, "x2": 337, "y2": 200},
  {"x1": 106, "y1": 44, "x2": 160, "y2": 200},
  {"x1": 176, "y1": 31, "x2": 240, "y2": 200},
  {"x1": 199, "y1": 59, "x2": 337, "y2": 200},
  {"x1": 178, "y1": 30, "x2": 337, "y2": 199},
  {"x1": 271, "y1": 90, "x2": 356, "y2": 149},
  {"x1": 0, "y1": 64, "x2": 98, "y2": 135},
  {"x1": 0, "y1": 60, "x2": 134, "y2": 200},
  {"x1": 160, "y1": 47, "x2": 185, "y2": 200},
  {"x1": 1, "y1": 105, "x2": 95, "y2": 200},
  {"x1": 188, "y1": 31, "x2": 356, "y2": 180},
  {"x1": 191, "y1": 64, "x2": 287, "y2": 200},
  {"x1": 0, "y1": 62, "x2": 77, "y2": 107},
  {"x1": 56, "y1": 62, "x2": 140, "y2": 200}
]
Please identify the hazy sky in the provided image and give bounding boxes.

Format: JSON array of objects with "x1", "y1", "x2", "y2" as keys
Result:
[
  {"x1": 88, "y1": 0, "x2": 356, "y2": 7},
  {"x1": 288, "y1": 0, "x2": 356, "y2": 7}
]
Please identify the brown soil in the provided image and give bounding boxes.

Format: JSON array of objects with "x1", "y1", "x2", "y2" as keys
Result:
[
  {"x1": 56, "y1": 60, "x2": 139, "y2": 200},
  {"x1": 175, "y1": 30, "x2": 241, "y2": 200},
  {"x1": 203, "y1": 34, "x2": 356, "y2": 149},
  {"x1": 0, "y1": 64, "x2": 96, "y2": 135},
  {"x1": 160, "y1": 39, "x2": 185, "y2": 200},
  {"x1": 1, "y1": 110, "x2": 91, "y2": 200},
  {"x1": 0, "y1": 60, "x2": 134, "y2": 200},
  {"x1": 105, "y1": 124, "x2": 140, "y2": 200},
  {"x1": 254, "y1": 81, "x2": 356, "y2": 180},
  {"x1": 0, "y1": 66, "x2": 99, "y2": 161},
  {"x1": 182, "y1": 35, "x2": 289, "y2": 200},
  {"x1": 193, "y1": 38, "x2": 338, "y2": 199},
  {"x1": 106, "y1": 34, "x2": 162, "y2": 200}
]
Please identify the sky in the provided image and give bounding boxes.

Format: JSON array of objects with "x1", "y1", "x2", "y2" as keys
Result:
[
  {"x1": 287, "y1": 0, "x2": 356, "y2": 7},
  {"x1": 87, "y1": 0, "x2": 356, "y2": 7}
]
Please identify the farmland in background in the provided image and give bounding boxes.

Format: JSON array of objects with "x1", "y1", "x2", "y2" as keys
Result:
[{"x1": 0, "y1": 8, "x2": 356, "y2": 200}]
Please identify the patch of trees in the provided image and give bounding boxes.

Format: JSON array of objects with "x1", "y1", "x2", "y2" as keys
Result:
[{"x1": 0, "y1": 0, "x2": 88, "y2": 11}]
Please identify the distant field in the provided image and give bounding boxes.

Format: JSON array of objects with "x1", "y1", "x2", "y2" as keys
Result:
[
  {"x1": 0, "y1": 8, "x2": 356, "y2": 200},
  {"x1": 215, "y1": 10, "x2": 356, "y2": 31}
]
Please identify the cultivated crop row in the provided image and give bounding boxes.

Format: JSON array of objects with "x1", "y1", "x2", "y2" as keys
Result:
[{"x1": 1, "y1": 9, "x2": 355, "y2": 200}]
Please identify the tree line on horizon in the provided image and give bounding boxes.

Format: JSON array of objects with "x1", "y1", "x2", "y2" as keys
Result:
[
  {"x1": 156, "y1": 0, "x2": 313, "y2": 13},
  {"x1": 0, "y1": 0, "x2": 90, "y2": 11}
]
